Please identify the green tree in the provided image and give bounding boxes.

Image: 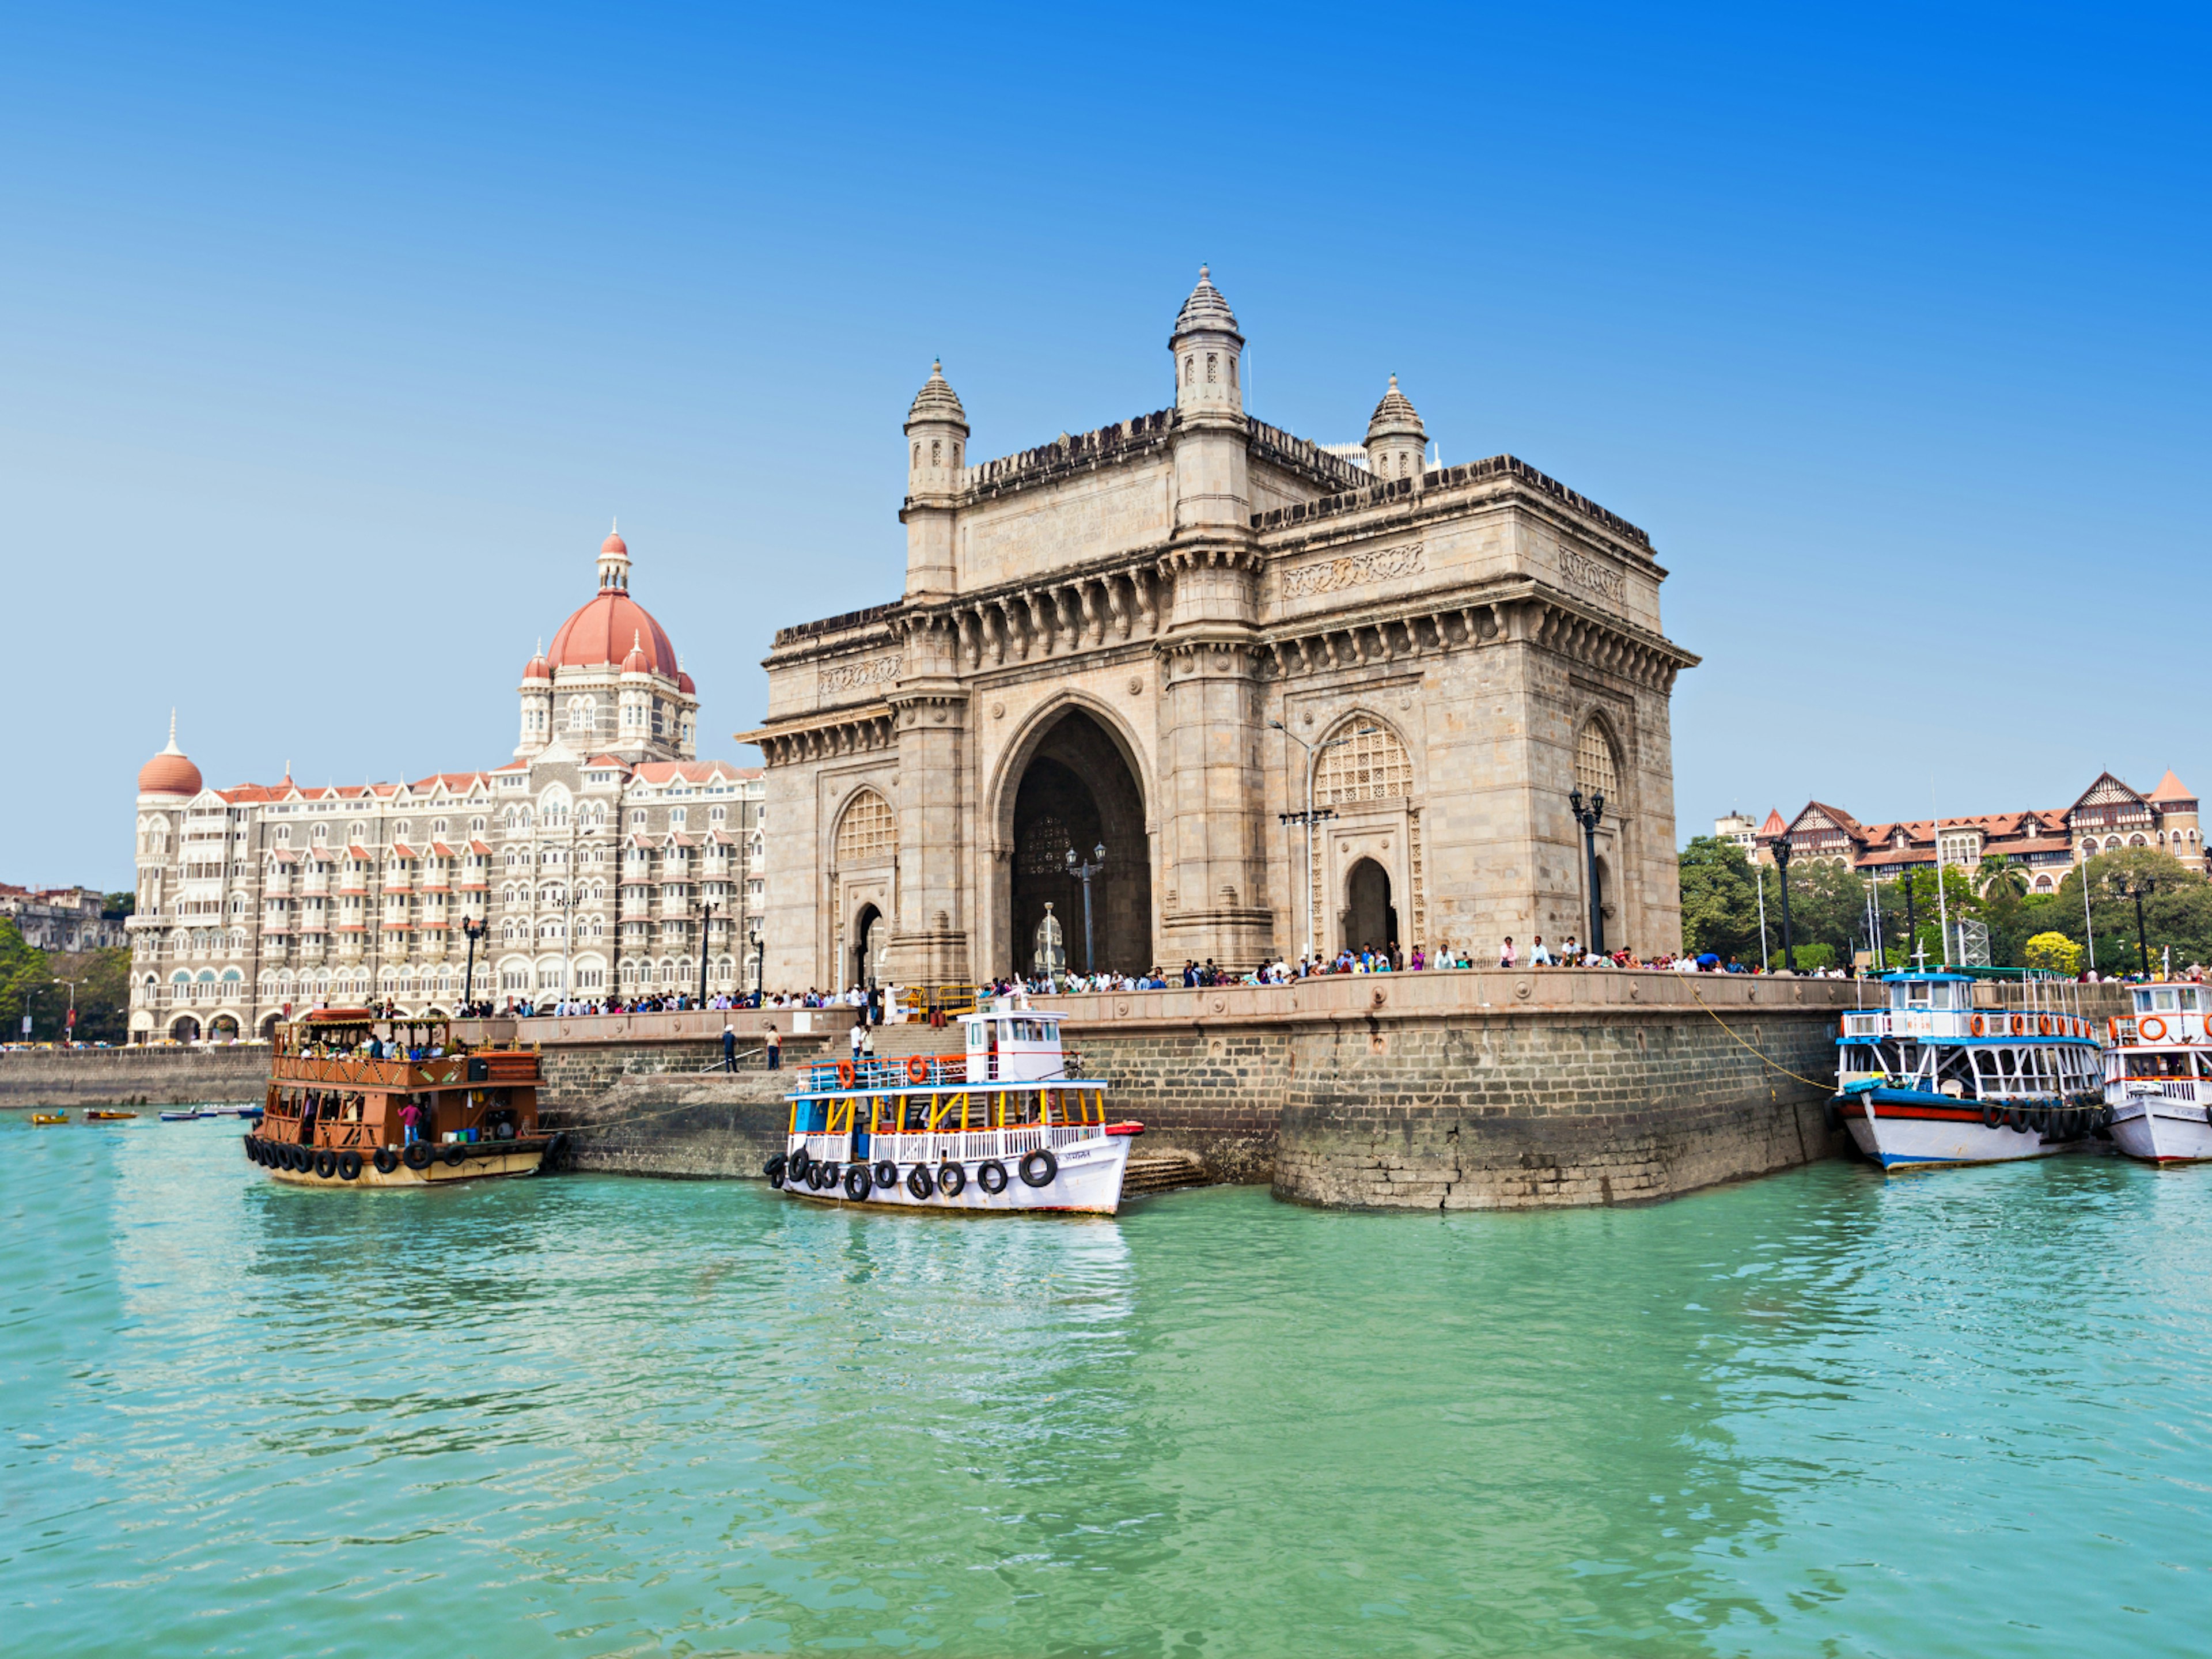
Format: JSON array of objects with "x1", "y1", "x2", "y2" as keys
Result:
[
  {"x1": 1677, "y1": 836, "x2": 1760, "y2": 961},
  {"x1": 101, "y1": 891, "x2": 136, "y2": 922},
  {"x1": 0, "y1": 923, "x2": 133, "y2": 1043},
  {"x1": 2034, "y1": 847, "x2": 2212, "y2": 974}
]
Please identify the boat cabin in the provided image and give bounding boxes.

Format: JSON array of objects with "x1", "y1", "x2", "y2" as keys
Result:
[
  {"x1": 265, "y1": 1008, "x2": 541, "y2": 1153},
  {"x1": 963, "y1": 1005, "x2": 1073, "y2": 1084},
  {"x1": 2122, "y1": 983, "x2": 2209, "y2": 1044}
]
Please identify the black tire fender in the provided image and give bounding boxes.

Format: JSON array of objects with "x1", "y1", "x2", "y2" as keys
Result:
[
  {"x1": 844, "y1": 1163, "x2": 872, "y2": 1201},
  {"x1": 373, "y1": 1146, "x2": 399, "y2": 1174},
  {"x1": 314, "y1": 1149, "x2": 338, "y2": 1179},
  {"x1": 816, "y1": 1162, "x2": 840, "y2": 1190},
  {"x1": 976, "y1": 1160, "x2": 1008, "y2": 1195},
  {"x1": 1982, "y1": 1102, "x2": 2002, "y2": 1129},
  {"x1": 937, "y1": 1161, "x2": 967, "y2": 1197},
  {"x1": 874, "y1": 1160, "x2": 898, "y2": 1190},
  {"x1": 1019, "y1": 1147, "x2": 1058, "y2": 1188},
  {"x1": 786, "y1": 1147, "x2": 812, "y2": 1184},
  {"x1": 444, "y1": 1143, "x2": 467, "y2": 1168},
  {"x1": 338, "y1": 1151, "x2": 362, "y2": 1181},
  {"x1": 403, "y1": 1142, "x2": 432, "y2": 1171},
  {"x1": 764, "y1": 1153, "x2": 788, "y2": 1187},
  {"x1": 906, "y1": 1162, "x2": 934, "y2": 1200}
]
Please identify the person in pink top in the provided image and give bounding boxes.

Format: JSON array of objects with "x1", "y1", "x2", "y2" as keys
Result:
[{"x1": 399, "y1": 1099, "x2": 423, "y2": 1145}]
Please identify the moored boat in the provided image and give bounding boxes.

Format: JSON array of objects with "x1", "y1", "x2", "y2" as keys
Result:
[
  {"x1": 2103, "y1": 982, "x2": 2212, "y2": 1164},
  {"x1": 244, "y1": 1009, "x2": 561, "y2": 1187},
  {"x1": 86, "y1": 1109, "x2": 138, "y2": 1121},
  {"x1": 1834, "y1": 971, "x2": 2105, "y2": 1172},
  {"x1": 32, "y1": 1112, "x2": 66, "y2": 1125},
  {"x1": 767, "y1": 996, "x2": 1141, "y2": 1214}
]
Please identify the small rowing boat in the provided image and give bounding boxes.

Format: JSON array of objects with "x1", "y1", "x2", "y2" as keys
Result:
[
  {"x1": 86, "y1": 1110, "x2": 138, "y2": 1122},
  {"x1": 32, "y1": 1113, "x2": 66, "y2": 1125}
]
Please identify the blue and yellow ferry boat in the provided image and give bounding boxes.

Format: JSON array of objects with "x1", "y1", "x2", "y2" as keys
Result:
[
  {"x1": 1834, "y1": 971, "x2": 2105, "y2": 1171},
  {"x1": 766, "y1": 997, "x2": 1142, "y2": 1213}
]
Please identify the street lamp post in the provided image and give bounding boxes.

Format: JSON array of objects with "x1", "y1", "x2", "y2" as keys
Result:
[
  {"x1": 694, "y1": 899, "x2": 715, "y2": 1007},
  {"x1": 1064, "y1": 844, "x2": 1106, "y2": 974},
  {"x1": 750, "y1": 918, "x2": 766, "y2": 1003},
  {"x1": 2115, "y1": 874, "x2": 2156, "y2": 976},
  {"x1": 1772, "y1": 836, "x2": 1797, "y2": 972},
  {"x1": 52, "y1": 977, "x2": 79, "y2": 1045},
  {"x1": 1567, "y1": 786, "x2": 1607, "y2": 956},
  {"x1": 1268, "y1": 721, "x2": 1376, "y2": 960},
  {"x1": 460, "y1": 915, "x2": 488, "y2": 1015}
]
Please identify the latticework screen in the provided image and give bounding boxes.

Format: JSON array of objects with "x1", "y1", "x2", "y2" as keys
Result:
[
  {"x1": 834, "y1": 791, "x2": 896, "y2": 865},
  {"x1": 1315, "y1": 724, "x2": 1412, "y2": 806},
  {"x1": 1574, "y1": 723, "x2": 1619, "y2": 801}
]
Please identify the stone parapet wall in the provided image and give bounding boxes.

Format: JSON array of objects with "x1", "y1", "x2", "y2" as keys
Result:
[
  {"x1": 521, "y1": 1006, "x2": 849, "y2": 1109},
  {"x1": 0, "y1": 1046, "x2": 270, "y2": 1107},
  {"x1": 1037, "y1": 969, "x2": 1869, "y2": 1209},
  {"x1": 541, "y1": 1072, "x2": 791, "y2": 1179}
]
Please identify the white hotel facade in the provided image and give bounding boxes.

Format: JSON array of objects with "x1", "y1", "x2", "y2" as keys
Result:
[{"x1": 127, "y1": 532, "x2": 766, "y2": 1041}]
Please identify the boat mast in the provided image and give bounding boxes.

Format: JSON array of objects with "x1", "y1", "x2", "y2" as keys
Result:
[{"x1": 1932, "y1": 783, "x2": 1952, "y2": 969}]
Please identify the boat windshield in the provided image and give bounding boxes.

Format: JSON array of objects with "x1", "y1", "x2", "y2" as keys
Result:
[
  {"x1": 1890, "y1": 980, "x2": 1955, "y2": 1011},
  {"x1": 2135, "y1": 986, "x2": 2203, "y2": 1014},
  {"x1": 2123, "y1": 1052, "x2": 2202, "y2": 1078}
]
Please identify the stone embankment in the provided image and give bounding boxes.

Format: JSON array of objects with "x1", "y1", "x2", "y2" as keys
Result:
[{"x1": 0, "y1": 1045, "x2": 270, "y2": 1107}]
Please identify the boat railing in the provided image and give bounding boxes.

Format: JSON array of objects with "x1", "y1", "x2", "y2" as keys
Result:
[
  {"x1": 2120, "y1": 1077, "x2": 2201, "y2": 1102},
  {"x1": 1843, "y1": 1009, "x2": 2098, "y2": 1042},
  {"x1": 271, "y1": 1050, "x2": 540, "y2": 1088},
  {"x1": 862, "y1": 1122, "x2": 1095, "y2": 1165}
]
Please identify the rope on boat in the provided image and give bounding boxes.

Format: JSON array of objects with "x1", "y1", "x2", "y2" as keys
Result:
[{"x1": 1689, "y1": 988, "x2": 1835, "y2": 1093}]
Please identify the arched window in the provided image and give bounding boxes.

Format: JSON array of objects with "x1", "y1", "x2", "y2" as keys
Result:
[
  {"x1": 568, "y1": 697, "x2": 596, "y2": 733},
  {"x1": 1315, "y1": 722, "x2": 1412, "y2": 806},
  {"x1": 835, "y1": 790, "x2": 897, "y2": 865},
  {"x1": 1574, "y1": 721, "x2": 1620, "y2": 802}
]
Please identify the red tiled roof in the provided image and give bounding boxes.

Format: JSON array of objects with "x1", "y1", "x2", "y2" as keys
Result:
[{"x1": 2150, "y1": 768, "x2": 2196, "y2": 802}]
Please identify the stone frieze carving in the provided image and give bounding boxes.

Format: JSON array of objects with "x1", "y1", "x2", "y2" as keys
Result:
[
  {"x1": 1557, "y1": 547, "x2": 1625, "y2": 605},
  {"x1": 819, "y1": 654, "x2": 903, "y2": 696},
  {"x1": 1281, "y1": 542, "x2": 1425, "y2": 600}
]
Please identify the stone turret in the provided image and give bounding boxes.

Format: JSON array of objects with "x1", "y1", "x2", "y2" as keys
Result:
[
  {"x1": 1365, "y1": 374, "x2": 1427, "y2": 488},
  {"x1": 516, "y1": 643, "x2": 552, "y2": 759},
  {"x1": 1169, "y1": 264, "x2": 1244, "y2": 424},
  {"x1": 902, "y1": 360, "x2": 968, "y2": 601}
]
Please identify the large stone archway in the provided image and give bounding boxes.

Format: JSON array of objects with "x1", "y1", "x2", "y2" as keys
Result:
[{"x1": 1003, "y1": 709, "x2": 1152, "y2": 977}]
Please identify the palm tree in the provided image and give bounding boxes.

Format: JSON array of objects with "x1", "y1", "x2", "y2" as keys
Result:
[{"x1": 1978, "y1": 854, "x2": 2029, "y2": 899}]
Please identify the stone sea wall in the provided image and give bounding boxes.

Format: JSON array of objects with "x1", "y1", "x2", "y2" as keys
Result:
[
  {"x1": 1040, "y1": 970, "x2": 1868, "y2": 1210},
  {"x1": 0, "y1": 1046, "x2": 270, "y2": 1107}
]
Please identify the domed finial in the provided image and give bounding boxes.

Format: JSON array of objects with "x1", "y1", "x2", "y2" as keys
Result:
[
  {"x1": 1199, "y1": 263, "x2": 1209, "y2": 281},
  {"x1": 165, "y1": 709, "x2": 178, "y2": 750}
]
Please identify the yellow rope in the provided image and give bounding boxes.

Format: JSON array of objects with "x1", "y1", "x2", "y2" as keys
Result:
[{"x1": 1690, "y1": 988, "x2": 1838, "y2": 1093}]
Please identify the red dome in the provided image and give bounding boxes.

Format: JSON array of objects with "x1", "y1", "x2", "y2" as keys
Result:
[
  {"x1": 548, "y1": 592, "x2": 678, "y2": 676},
  {"x1": 522, "y1": 652, "x2": 551, "y2": 682},
  {"x1": 602, "y1": 530, "x2": 628, "y2": 558},
  {"x1": 677, "y1": 670, "x2": 696, "y2": 694},
  {"x1": 139, "y1": 719, "x2": 202, "y2": 797}
]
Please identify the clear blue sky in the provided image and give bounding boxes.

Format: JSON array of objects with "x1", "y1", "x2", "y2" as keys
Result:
[{"x1": 5, "y1": 3, "x2": 2205, "y2": 888}]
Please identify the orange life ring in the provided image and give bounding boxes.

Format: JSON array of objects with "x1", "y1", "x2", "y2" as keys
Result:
[
  {"x1": 836, "y1": 1059, "x2": 855, "y2": 1088},
  {"x1": 2038, "y1": 1014, "x2": 2053, "y2": 1036},
  {"x1": 907, "y1": 1055, "x2": 930, "y2": 1084},
  {"x1": 1970, "y1": 1014, "x2": 1986, "y2": 1036},
  {"x1": 2010, "y1": 1015, "x2": 2025, "y2": 1036},
  {"x1": 2109, "y1": 1016, "x2": 2119, "y2": 1041},
  {"x1": 2140, "y1": 1015, "x2": 2168, "y2": 1043}
]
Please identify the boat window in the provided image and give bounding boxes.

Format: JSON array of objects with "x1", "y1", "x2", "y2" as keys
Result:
[
  {"x1": 2134, "y1": 990, "x2": 2154, "y2": 1013},
  {"x1": 2124, "y1": 1053, "x2": 2189, "y2": 1078},
  {"x1": 2153, "y1": 988, "x2": 2177, "y2": 1013},
  {"x1": 2181, "y1": 989, "x2": 2203, "y2": 1013},
  {"x1": 2195, "y1": 1053, "x2": 2212, "y2": 1079},
  {"x1": 1889, "y1": 985, "x2": 1909, "y2": 1010}
]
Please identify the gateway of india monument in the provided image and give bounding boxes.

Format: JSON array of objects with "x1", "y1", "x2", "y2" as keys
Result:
[{"x1": 744, "y1": 269, "x2": 1697, "y2": 991}]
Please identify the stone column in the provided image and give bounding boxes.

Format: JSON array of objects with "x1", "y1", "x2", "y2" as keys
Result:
[{"x1": 885, "y1": 613, "x2": 971, "y2": 987}]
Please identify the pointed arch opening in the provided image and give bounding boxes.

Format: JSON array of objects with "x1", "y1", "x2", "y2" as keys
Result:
[{"x1": 1003, "y1": 707, "x2": 1151, "y2": 976}]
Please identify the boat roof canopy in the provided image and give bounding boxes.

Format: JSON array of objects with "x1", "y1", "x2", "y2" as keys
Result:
[{"x1": 1878, "y1": 971, "x2": 1976, "y2": 985}]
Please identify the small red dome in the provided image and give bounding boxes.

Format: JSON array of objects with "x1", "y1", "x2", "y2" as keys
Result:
[
  {"x1": 138, "y1": 718, "x2": 202, "y2": 796},
  {"x1": 602, "y1": 530, "x2": 628, "y2": 558},
  {"x1": 522, "y1": 652, "x2": 551, "y2": 682},
  {"x1": 677, "y1": 671, "x2": 696, "y2": 694},
  {"x1": 622, "y1": 632, "x2": 651, "y2": 673}
]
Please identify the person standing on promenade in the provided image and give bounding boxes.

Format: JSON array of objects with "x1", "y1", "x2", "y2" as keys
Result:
[
  {"x1": 1500, "y1": 936, "x2": 1517, "y2": 969},
  {"x1": 765, "y1": 1027, "x2": 781, "y2": 1071},
  {"x1": 722, "y1": 1025, "x2": 737, "y2": 1073}
]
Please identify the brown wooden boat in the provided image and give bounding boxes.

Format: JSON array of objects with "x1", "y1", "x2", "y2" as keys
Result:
[{"x1": 245, "y1": 1008, "x2": 563, "y2": 1187}]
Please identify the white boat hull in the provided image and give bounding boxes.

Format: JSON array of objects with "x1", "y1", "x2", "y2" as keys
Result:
[
  {"x1": 2108, "y1": 1096, "x2": 2212, "y2": 1164},
  {"x1": 778, "y1": 1132, "x2": 1135, "y2": 1214},
  {"x1": 1840, "y1": 1100, "x2": 2058, "y2": 1172}
]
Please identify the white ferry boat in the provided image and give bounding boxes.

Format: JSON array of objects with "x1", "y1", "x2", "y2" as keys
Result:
[
  {"x1": 764, "y1": 997, "x2": 1143, "y2": 1214},
  {"x1": 2103, "y1": 982, "x2": 2212, "y2": 1164},
  {"x1": 1834, "y1": 971, "x2": 2105, "y2": 1172}
]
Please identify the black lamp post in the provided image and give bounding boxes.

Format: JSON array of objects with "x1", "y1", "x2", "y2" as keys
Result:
[
  {"x1": 2115, "y1": 874, "x2": 2155, "y2": 976},
  {"x1": 1065, "y1": 843, "x2": 1107, "y2": 974},
  {"x1": 460, "y1": 915, "x2": 487, "y2": 1015},
  {"x1": 695, "y1": 899, "x2": 715, "y2": 1007},
  {"x1": 1772, "y1": 836, "x2": 1797, "y2": 972},
  {"x1": 1567, "y1": 786, "x2": 1606, "y2": 956},
  {"x1": 750, "y1": 919, "x2": 766, "y2": 1003}
]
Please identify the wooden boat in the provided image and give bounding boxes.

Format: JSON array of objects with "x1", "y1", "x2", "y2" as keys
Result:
[
  {"x1": 86, "y1": 1110, "x2": 138, "y2": 1121},
  {"x1": 32, "y1": 1113, "x2": 66, "y2": 1125},
  {"x1": 766, "y1": 994, "x2": 1141, "y2": 1214},
  {"x1": 1834, "y1": 970, "x2": 2104, "y2": 1171},
  {"x1": 160, "y1": 1108, "x2": 209, "y2": 1122},
  {"x1": 2103, "y1": 982, "x2": 2212, "y2": 1164},
  {"x1": 245, "y1": 1009, "x2": 562, "y2": 1187}
]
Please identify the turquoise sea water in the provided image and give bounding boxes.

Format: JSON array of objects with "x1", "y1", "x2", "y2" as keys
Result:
[{"x1": 3, "y1": 1115, "x2": 2208, "y2": 1657}]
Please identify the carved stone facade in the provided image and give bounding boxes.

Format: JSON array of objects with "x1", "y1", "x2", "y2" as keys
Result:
[{"x1": 743, "y1": 271, "x2": 1696, "y2": 988}]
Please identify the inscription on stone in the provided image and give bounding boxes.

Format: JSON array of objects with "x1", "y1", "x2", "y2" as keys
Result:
[
  {"x1": 1558, "y1": 547, "x2": 1626, "y2": 605},
  {"x1": 818, "y1": 654, "x2": 902, "y2": 696},
  {"x1": 1281, "y1": 541, "x2": 1425, "y2": 600}
]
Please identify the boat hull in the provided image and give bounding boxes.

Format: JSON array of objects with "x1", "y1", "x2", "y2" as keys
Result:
[
  {"x1": 777, "y1": 1133, "x2": 1133, "y2": 1215},
  {"x1": 1838, "y1": 1092, "x2": 2059, "y2": 1172},
  {"x1": 254, "y1": 1137, "x2": 551, "y2": 1187},
  {"x1": 2108, "y1": 1097, "x2": 2212, "y2": 1164}
]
